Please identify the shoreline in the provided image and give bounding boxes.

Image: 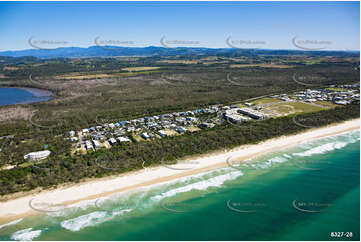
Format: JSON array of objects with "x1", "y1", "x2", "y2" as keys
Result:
[
  {"x1": 0, "y1": 118, "x2": 359, "y2": 224},
  {"x1": 17, "y1": 87, "x2": 52, "y2": 98},
  {"x1": 0, "y1": 87, "x2": 52, "y2": 107},
  {"x1": 0, "y1": 86, "x2": 52, "y2": 98}
]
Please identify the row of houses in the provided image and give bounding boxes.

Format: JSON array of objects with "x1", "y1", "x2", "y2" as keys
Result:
[
  {"x1": 69, "y1": 84, "x2": 358, "y2": 154},
  {"x1": 84, "y1": 136, "x2": 132, "y2": 151},
  {"x1": 271, "y1": 85, "x2": 359, "y2": 105},
  {"x1": 293, "y1": 87, "x2": 359, "y2": 104},
  {"x1": 71, "y1": 105, "x2": 225, "y2": 153}
]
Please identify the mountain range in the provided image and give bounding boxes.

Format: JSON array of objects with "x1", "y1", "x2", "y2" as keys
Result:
[{"x1": 0, "y1": 46, "x2": 358, "y2": 59}]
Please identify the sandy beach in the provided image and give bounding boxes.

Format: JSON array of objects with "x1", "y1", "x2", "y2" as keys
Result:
[{"x1": 0, "y1": 119, "x2": 359, "y2": 224}]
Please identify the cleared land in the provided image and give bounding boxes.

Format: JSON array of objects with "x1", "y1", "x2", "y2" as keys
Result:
[
  {"x1": 267, "y1": 101, "x2": 326, "y2": 115},
  {"x1": 122, "y1": 67, "x2": 160, "y2": 72},
  {"x1": 230, "y1": 64, "x2": 294, "y2": 68},
  {"x1": 251, "y1": 97, "x2": 279, "y2": 105}
]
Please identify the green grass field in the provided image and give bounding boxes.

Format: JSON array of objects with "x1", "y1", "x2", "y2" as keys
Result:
[
  {"x1": 268, "y1": 101, "x2": 327, "y2": 115},
  {"x1": 252, "y1": 97, "x2": 279, "y2": 105}
]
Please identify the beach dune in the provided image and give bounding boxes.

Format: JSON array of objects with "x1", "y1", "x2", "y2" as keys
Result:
[{"x1": 0, "y1": 119, "x2": 359, "y2": 224}]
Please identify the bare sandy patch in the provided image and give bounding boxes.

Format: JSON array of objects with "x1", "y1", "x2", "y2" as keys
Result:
[
  {"x1": 3, "y1": 66, "x2": 19, "y2": 71},
  {"x1": 0, "y1": 106, "x2": 33, "y2": 122},
  {"x1": 230, "y1": 64, "x2": 294, "y2": 68},
  {"x1": 122, "y1": 67, "x2": 160, "y2": 72}
]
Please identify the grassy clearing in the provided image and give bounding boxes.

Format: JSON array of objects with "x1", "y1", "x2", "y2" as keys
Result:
[
  {"x1": 252, "y1": 97, "x2": 279, "y2": 105},
  {"x1": 232, "y1": 103, "x2": 247, "y2": 108},
  {"x1": 269, "y1": 101, "x2": 326, "y2": 115},
  {"x1": 326, "y1": 87, "x2": 348, "y2": 92},
  {"x1": 202, "y1": 61, "x2": 229, "y2": 65},
  {"x1": 3, "y1": 66, "x2": 19, "y2": 71},
  {"x1": 132, "y1": 135, "x2": 144, "y2": 142},
  {"x1": 315, "y1": 101, "x2": 338, "y2": 108},
  {"x1": 187, "y1": 126, "x2": 201, "y2": 132},
  {"x1": 230, "y1": 64, "x2": 293, "y2": 68},
  {"x1": 163, "y1": 129, "x2": 179, "y2": 136},
  {"x1": 55, "y1": 74, "x2": 113, "y2": 80},
  {"x1": 122, "y1": 67, "x2": 160, "y2": 72},
  {"x1": 157, "y1": 60, "x2": 200, "y2": 64},
  {"x1": 54, "y1": 70, "x2": 162, "y2": 80}
]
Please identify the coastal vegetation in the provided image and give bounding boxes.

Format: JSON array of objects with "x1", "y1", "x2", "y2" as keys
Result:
[
  {"x1": 0, "y1": 103, "x2": 359, "y2": 196},
  {"x1": 0, "y1": 52, "x2": 359, "y2": 197}
]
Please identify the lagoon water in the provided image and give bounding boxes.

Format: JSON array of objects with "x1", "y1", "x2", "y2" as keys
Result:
[
  {"x1": 0, "y1": 88, "x2": 51, "y2": 106},
  {"x1": 0, "y1": 130, "x2": 359, "y2": 241}
]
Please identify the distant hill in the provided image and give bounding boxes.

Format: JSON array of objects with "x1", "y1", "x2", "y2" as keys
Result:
[{"x1": 0, "y1": 46, "x2": 358, "y2": 59}]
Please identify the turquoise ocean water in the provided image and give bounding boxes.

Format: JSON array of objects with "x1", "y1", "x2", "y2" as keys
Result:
[{"x1": 0, "y1": 130, "x2": 359, "y2": 241}]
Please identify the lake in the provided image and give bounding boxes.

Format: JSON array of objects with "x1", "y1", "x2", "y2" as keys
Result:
[{"x1": 0, "y1": 87, "x2": 52, "y2": 107}]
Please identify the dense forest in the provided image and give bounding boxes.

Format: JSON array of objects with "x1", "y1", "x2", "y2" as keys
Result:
[
  {"x1": 0, "y1": 53, "x2": 359, "y2": 197},
  {"x1": 0, "y1": 103, "x2": 359, "y2": 197}
]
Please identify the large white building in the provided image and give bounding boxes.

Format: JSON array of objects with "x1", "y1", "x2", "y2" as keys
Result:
[
  {"x1": 224, "y1": 108, "x2": 252, "y2": 123},
  {"x1": 24, "y1": 150, "x2": 51, "y2": 161},
  {"x1": 238, "y1": 107, "x2": 267, "y2": 120}
]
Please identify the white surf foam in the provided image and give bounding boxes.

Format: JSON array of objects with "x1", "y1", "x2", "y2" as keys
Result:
[
  {"x1": 60, "y1": 209, "x2": 131, "y2": 232},
  {"x1": 0, "y1": 218, "x2": 23, "y2": 230},
  {"x1": 293, "y1": 142, "x2": 348, "y2": 157},
  {"x1": 10, "y1": 228, "x2": 42, "y2": 241},
  {"x1": 61, "y1": 211, "x2": 108, "y2": 232},
  {"x1": 151, "y1": 171, "x2": 243, "y2": 201}
]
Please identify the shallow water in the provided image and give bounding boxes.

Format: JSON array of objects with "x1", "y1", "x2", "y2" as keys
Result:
[{"x1": 0, "y1": 130, "x2": 359, "y2": 241}]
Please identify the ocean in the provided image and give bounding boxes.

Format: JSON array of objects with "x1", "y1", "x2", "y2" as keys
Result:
[
  {"x1": 0, "y1": 130, "x2": 359, "y2": 241},
  {"x1": 0, "y1": 88, "x2": 51, "y2": 107}
]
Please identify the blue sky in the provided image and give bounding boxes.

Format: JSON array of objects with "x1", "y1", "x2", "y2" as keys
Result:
[{"x1": 0, "y1": 1, "x2": 359, "y2": 51}]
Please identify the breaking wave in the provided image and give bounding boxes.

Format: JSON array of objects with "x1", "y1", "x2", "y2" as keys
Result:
[
  {"x1": 10, "y1": 228, "x2": 42, "y2": 241},
  {"x1": 0, "y1": 218, "x2": 23, "y2": 230},
  {"x1": 293, "y1": 142, "x2": 348, "y2": 157},
  {"x1": 151, "y1": 171, "x2": 243, "y2": 201},
  {"x1": 60, "y1": 209, "x2": 131, "y2": 232}
]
